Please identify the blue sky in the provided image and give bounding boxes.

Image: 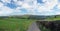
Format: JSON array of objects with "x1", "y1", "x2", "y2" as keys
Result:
[{"x1": 0, "y1": 0, "x2": 60, "y2": 16}]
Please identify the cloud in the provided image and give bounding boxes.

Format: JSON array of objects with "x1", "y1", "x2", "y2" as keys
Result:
[
  {"x1": 1, "y1": 0, "x2": 11, "y2": 3},
  {"x1": 0, "y1": 2, "x2": 21, "y2": 16},
  {"x1": 0, "y1": 0, "x2": 60, "y2": 16},
  {"x1": 57, "y1": 3, "x2": 60, "y2": 9},
  {"x1": 0, "y1": 4, "x2": 13, "y2": 16},
  {"x1": 0, "y1": 2, "x2": 4, "y2": 7}
]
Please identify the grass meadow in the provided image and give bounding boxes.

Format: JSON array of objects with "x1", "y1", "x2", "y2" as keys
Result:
[{"x1": 0, "y1": 18, "x2": 35, "y2": 31}]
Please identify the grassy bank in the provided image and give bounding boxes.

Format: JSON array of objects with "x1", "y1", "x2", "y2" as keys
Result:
[{"x1": 0, "y1": 18, "x2": 35, "y2": 31}]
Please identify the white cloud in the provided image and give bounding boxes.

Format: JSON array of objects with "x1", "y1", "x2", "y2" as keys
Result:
[
  {"x1": 35, "y1": 0, "x2": 59, "y2": 15},
  {"x1": 0, "y1": 6, "x2": 14, "y2": 16},
  {"x1": 12, "y1": 0, "x2": 60, "y2": 15},
  {"x1": 0, "y1": 2, "x2": 19, "y2": 16},
  {"x1": 56, "y1": 12, "x2": 60, "y2": 15},
  {"x1": 1, "y1": 0, "x2": 11, "y2": 3},
  {"x1": 0, "y1": 0, "x2": 60, "y2": 16},
  {"x1": 57, "y1": 3, "x2": 60, "y2": 9},
  {"x1": 13, "y1": 0, "x2": 18, "y2": 2},
  {"x1": 44, "y1": 0, "x2": 58, "y2": 9},
  {"x1": 16, "y1": 1, "x2": 23, "y2": 6},
  {"x1": 0, "y1": 2, "x2": 4, "y2": 7}
]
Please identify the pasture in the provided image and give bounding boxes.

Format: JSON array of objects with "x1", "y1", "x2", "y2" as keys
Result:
[{"x1": 0, "y1": 18, "x2": 34, "y2": 31}]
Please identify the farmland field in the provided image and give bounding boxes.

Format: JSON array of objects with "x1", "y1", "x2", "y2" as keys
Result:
[
  {"x1": 0, "y1": 18, "x2": 35, "y2": 31},
  {"x1": 0, "y1": 15, "x2": 60, "y2": 31}
]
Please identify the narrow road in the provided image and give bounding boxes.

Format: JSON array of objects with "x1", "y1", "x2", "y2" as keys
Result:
[{"x1": 27, "y1": 22, "x2": 41, "y2": 31}]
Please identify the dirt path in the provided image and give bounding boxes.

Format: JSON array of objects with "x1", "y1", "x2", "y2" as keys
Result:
[{"x1": 27, "y1": 22, "x2": 41, "y2": 31}]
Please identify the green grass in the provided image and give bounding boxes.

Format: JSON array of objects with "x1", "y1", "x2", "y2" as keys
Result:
[
  {"x1": 0, "y1": 16, "x2": 60, "y2": 31},
  {"x1": 0, "y1": 18, "x2": 35, "y2": 31},
  {"x1": 45, "y1": 17, "x2": 60, "y2": 21}
]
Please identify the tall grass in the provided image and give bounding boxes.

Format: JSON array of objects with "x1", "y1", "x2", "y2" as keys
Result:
[{"x1": 0, "y1": 18, "x2": 34, "y2": 31}]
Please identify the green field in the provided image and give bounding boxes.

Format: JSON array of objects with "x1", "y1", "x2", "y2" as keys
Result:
[
  {"x1": 0, "y1": 18, "x2": 35, "y2": 31},
  {"x1": 0, "y1": 15, "x2": 60, "y2": 31}
]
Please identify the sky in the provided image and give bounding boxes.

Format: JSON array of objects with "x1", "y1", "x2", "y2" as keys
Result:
[{"x1": 0, "y1": 0, "x2": 60, "y2": 16}]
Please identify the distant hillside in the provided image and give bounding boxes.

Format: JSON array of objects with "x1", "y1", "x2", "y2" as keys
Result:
[
  {"x1": 0, "y1": 15, "x2": 60, "y2": 20},
  {"x1": 28, "y1": 15, "x2": 47, "y2": 20}
]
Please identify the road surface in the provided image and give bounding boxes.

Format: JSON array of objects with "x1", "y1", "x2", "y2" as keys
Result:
[{"x1": 27, "y1": 22, "x2": 41, "y2": 31}]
